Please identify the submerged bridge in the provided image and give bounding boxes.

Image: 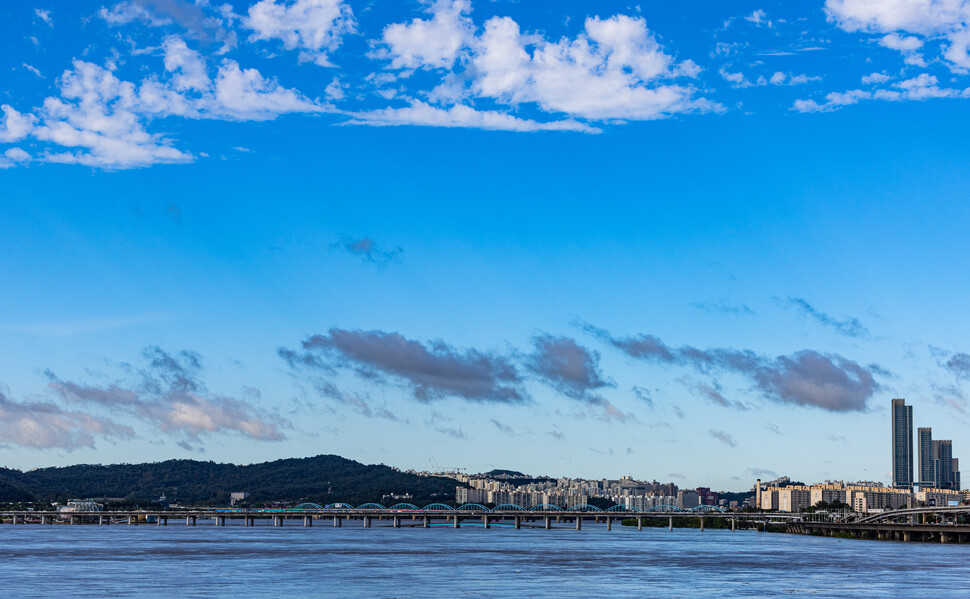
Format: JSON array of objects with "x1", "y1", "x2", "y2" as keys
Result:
[{"x1": 0, "y1": 503, "x2": 800, "y2": 531}]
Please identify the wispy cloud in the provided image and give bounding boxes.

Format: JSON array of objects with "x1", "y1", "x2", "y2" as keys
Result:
[
  {"x1": 281, "y1": 328, "x2": 527, "y2": 403},
  {"x1": 0, "y1": 390, "x2": 133, "y2": 450},
  {"x1": 780, "y1": 296, "x2": 870, "y2": 338},
  {"x1": 691, "y1": 299, "x2": 755, "y2": 316},
  {"x1": 746, "y1": 467, "x2": 777, "y2": 478},
  {"x1": 581, "y1": 322, "x2": 881, "y2": 412},
  {"x1": 709, "y1": 429, "x2": 737, "y2": 447},
  {"x1": 490, "y1": 418, "x2": 516, "y2": 436},
  {"x1": 527, "y1": 334, "x2": 630, "y2": 422},
  {"x1": 4, "y1": 313, "x2": 172, "y2": 337},
  {"x1": 46, "y1": 346, "x2": 289, "y2": 444},
  {"x1": 333, "y1": 236, "x2": 403, "y2": 267}
]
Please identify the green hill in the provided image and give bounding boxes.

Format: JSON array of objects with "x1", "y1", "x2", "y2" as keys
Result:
[{"x1": 0, "y1": 455, "x2": 463, "y2": 507}]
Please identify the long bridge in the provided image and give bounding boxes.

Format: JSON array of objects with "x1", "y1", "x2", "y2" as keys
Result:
[
  {"x1": 0, "y1": 502, "x2": 800, "y2": 531},
  {"x1": 786, "y1": 505, "x2": 970, "y2": 543}
]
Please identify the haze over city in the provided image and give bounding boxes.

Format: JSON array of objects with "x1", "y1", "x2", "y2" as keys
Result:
[{"x1": 3, "y1": 0, "x2": 970, "y2": 490}]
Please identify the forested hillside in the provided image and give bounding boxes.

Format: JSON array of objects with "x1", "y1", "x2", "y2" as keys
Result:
[{"x1": 0, "y1": 455, "x2": 462, "y2": 507}]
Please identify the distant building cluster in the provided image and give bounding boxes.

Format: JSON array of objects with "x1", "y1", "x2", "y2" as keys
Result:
[
  {"x1": 892, "y1": 398, "x2": 961, "y2": 491},
  {"x1": 754, "y1": 479, "x2": 962, "y2": 513},
  {"x1": 452, "y1": 473, "x2": 730, "y2": 511}
]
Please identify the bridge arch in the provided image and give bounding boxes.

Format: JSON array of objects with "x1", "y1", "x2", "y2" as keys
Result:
[
  {"x1": 530, "y1": 504, "x2": 564, "y2": 512},
  {"x1": 422, "y1": 503, "x2": 454, "y2": 511},
  {"x1": 567, "y1": 504, "x2": 603, "y2": 512},
  {"x1": 324, "y1": 502, "x2": 354, "y2": 510},
  {"x1": 456, "y1": 503, "x2": 490, "y2": 512},
  {"x1": 492, "y1": 504, "x2": 526, "y2": 511},
  {"x1": 356, "y1": 503, "x2": 386, "y2": 511},
  {"x1": 645, "y1": 505, "x2": 686, "y2": 513},
  {"x1": 388, "y1": 503, "x2": 420, "y2": 511},
  {"x1": 293, "y1": 503, "x2": 324, "y2": 510}
]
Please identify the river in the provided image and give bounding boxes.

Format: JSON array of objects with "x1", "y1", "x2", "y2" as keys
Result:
[{"x1": 1, "y1": 522, "x2": 967, "y2": 597}]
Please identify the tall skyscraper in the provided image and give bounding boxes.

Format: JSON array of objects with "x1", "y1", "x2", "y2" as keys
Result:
[
  {"x1": 918, "y1": 427, "x2": 934, "y2": 488},
  {"x1": 932, "y1": 439, "x2": 954, "y2": 489},
  {"x1": 891, "y1": 398, "x2": 913, "y2": 489}
]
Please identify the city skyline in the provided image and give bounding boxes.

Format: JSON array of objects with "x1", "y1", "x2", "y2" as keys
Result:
[{"x1": 4, "y1": 1, "x2": 970, "y2": 489}]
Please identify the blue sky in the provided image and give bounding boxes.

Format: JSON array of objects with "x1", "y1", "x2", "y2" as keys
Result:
[{"x1": 2, "y1": 0, "x2": 970, "y2": 490}]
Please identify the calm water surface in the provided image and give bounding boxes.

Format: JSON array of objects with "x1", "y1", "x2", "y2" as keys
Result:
[{"x1": 1, "y1": 521, "x2": 968, "y2": 597}]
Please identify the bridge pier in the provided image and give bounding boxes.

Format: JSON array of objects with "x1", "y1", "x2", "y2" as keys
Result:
[
  {"x1": 514, "y1": 516, "x2": 520, "y2": 530},
  {"x1": 217, "y1": 516, "x2": 225, "y2": 527},
  {"x1": 334, "y1": 516, "x2": 341, "y2": 527},
  {"x1": 731, "y1": 518, "x2": 736, "y2": 531},
  {"x1": 606, "y1": 516, "x2": 611, "y2": 531},
  {"x1": 575, "y1": 516, "x2": 582, "y2": 530},
  {"x1": 545, "y1": 516, "x2": 551, "y2": 530},
  {"x1": 364, "y1": 516, "x2": 371, "y2": 528},
  {"x1": 483, "y1": 515, "x2": 489, "y2": 529},
  {"x1": 393, "y1": 516, "x2": 400, "y2": 528},
  {"x1": 637, "y1": 517, "x2": 642, "y2": 531},
  {"x1": 187, "y1": 516, "x2": 196, "y2": 526},
  {"x1": 274, "y1": 516, "x2": 283, "y2": 527},
  {"x1": 699, "y1": 517, "x2": 704, "y2": 532},
  {"x1": 423, "y1": 516, "x2": 429, "y2": 528},
  {"x1": 453, "y1": 515, "x2": 460, "y2": 529},
  {"x1": 303, "y1": 516, "x2": 312, "y2": 527},
  {"x1": 669, "y1": 516, "x2": 673, "y2": 531}
]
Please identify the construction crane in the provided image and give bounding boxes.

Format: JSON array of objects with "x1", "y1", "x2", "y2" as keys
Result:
[{"x1": 429, "y1": 456, "x2": 465, "y2": 476}]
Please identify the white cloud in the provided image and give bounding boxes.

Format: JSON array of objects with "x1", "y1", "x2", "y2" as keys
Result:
[
  {"x1": 210, "y1": 59, "x2": 325, "y2": 120},
  {"x1": 766, "y1": 72, "x2": 822, "y2": 86},
  {"x1": 325, "y1": 77, "x2": 345, "y2": 100},
  {"x1": 247, "y1": 0, "x2": 355, "y2": 66},
  {"x1": 346, "y1": 100, "x2": 598, "y2": 132},
  {"x1": 374, "y1": 0, "x2": 474, "y2": 70},
  {"x1": 35, "y1": 9, "x2": 53, "y2": 26},
  {"x1": 32, "y1": 61, "x2": 192, "y2": 169},
  {"x1": 719, "y1": 67, "x2": 766, "y2": 88},
  {"x1": 792, "y1": 89, "x2": 871, "y2": 112},
  {"x1": 825, "y1": 0, "x2": 968, "y2": 35},
  {"x1": 880, "y1": 32, "x2": 924, "y2": 51},
  {"x1": 861, "y1": 71, "x2": 891, "y2": 83},
  {"x1": 470, "y1": 15, "x2": 714, "y2": 121},
  {"x1": 0, "y1": 148, "x2": 32, "y2": 169},
  {"x1": 0, "y1": 105, "x2": 35, "y2": 143},
  {"x1": 370, "y1": 9, "x2": 714, "y2": 124},
  {"x1": 3, "y1": 43, "x2": 325, "y2": 170},
  {"x1": 826, "y1": 0, "x2": 970, "y2": 69},
  {"x1": 745, "y1": 9, "x2": 772, "y2": 27},
  {"x1": 879, "y1": 32, "x2": 927, "y2": 65},
  {"x1": 100, "y1": 1, "x2": 175, "y2": 28},
  {"x1": 99, "y1": 0, "x2": 238, "y2": 52},
  {"x1": 23, "y1": 63, "x2": 43, "y2": 78},
  {"x1": 793, "y1": 74, "x2": 970, "y2": 111},
  {"x1": 162, "y1": 36, "x2": 209, "y2": 92}
]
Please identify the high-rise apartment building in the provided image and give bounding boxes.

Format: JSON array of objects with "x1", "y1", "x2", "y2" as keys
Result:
[
  {"x1": 891, "y1": 398, "x2": 913, "y2": 489},
  {"x1": 932, "y1": 439, "x2": 954, "y2": 490},
  {"x1": 918, "y1": 427, "x2": 934, "y2": 488}
]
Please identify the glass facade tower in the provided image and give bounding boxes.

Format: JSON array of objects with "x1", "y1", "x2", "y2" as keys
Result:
[{"x1": 891, "y1": 398, "x2": 913, "y2": 489}]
